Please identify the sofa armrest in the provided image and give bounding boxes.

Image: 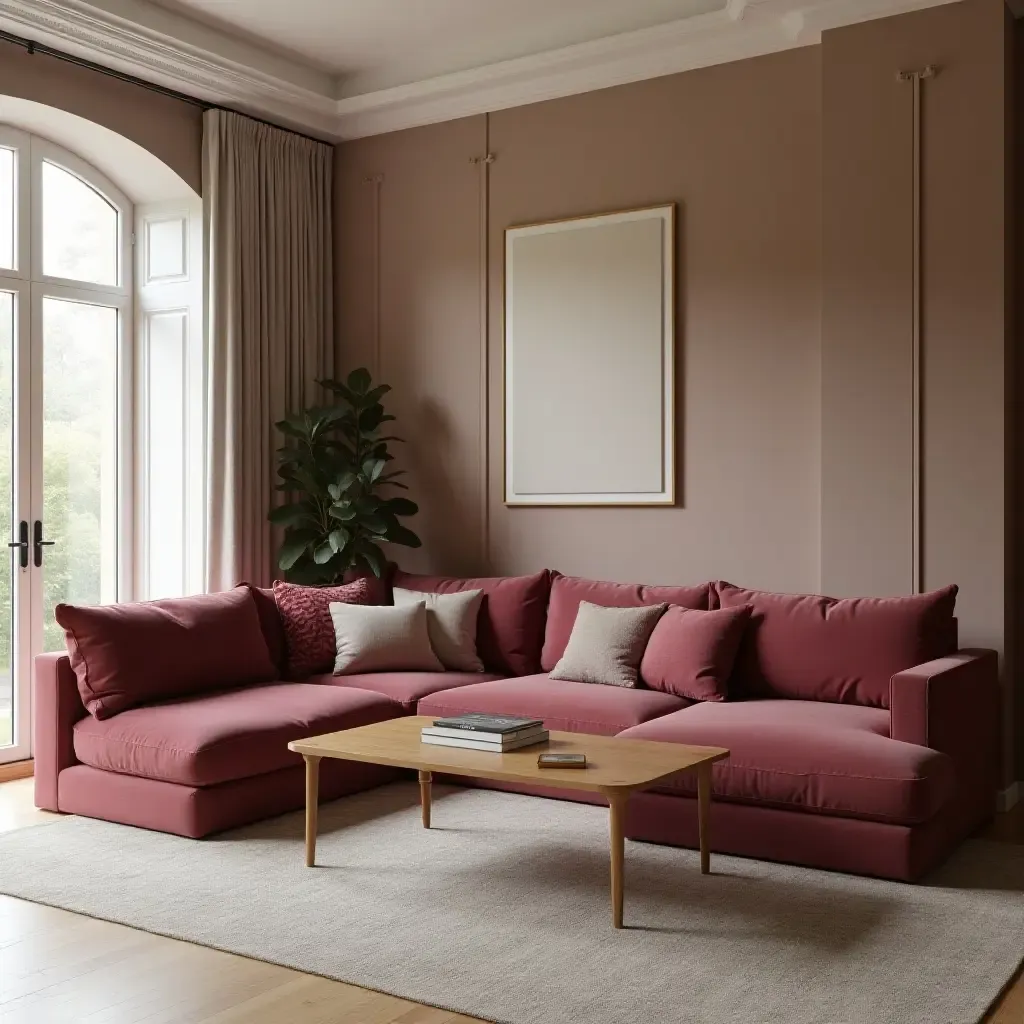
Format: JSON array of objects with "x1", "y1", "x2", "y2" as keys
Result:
[
  {"x1": 33, "y1": 652, "x2": 86, "y2": 811},
  {"x1": 890, "y1": 649, "x2": 1000, "y2": 812}
]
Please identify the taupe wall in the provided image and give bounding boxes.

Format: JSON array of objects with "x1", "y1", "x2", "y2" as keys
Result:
[
  {"x1": 334, "y1": 0, "x2": 1019, "y2": 780},
  {"x1": 0, "y1": 41, "x2": 203, "y2": 194}
]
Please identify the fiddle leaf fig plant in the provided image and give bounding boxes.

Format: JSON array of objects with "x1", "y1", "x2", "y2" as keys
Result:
[{"x1": 268, "y1": 368, "x2": 421, "y2": 584}]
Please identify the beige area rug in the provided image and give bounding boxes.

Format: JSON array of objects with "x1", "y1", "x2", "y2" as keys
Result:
[{"x1": 0, "y1": 783, "x2": 1021, "y2": 1024}]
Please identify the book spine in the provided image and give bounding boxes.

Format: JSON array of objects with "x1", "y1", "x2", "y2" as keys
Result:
[{"x1": 423, "y1": 726, "x2": 544, "y2": 742}]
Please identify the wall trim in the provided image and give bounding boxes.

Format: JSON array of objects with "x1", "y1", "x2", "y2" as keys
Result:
[
  {"x1": 1, "y1": 0, "x2": 963, "y2": 141},
  {"x1": 997, "y1": 781, "x2": 1020, "y2": 813}
]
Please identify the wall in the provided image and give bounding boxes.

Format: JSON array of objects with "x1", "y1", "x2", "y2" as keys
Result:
[
  {"x1": 0, "y1": 40, "x2": 202, "y2": 194},
  {"x1": 334, "y1": 0, "x2": 1018, "y2": 781}
]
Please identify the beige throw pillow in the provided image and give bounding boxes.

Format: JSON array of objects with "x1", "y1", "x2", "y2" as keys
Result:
[
  {"x1": 330, "y1": 601, "x2": 443, "y2": 675},
  {"x1": 392, "y1": 587, "x2": 484, "y2": 672},
  {"x1": 549, "y1": 601, "x2": 667, "y2": 688}
]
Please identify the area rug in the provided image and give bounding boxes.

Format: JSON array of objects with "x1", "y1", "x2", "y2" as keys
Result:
[{"x1": 0, "y1": 783, "x2": 1021, "y2": 1024}]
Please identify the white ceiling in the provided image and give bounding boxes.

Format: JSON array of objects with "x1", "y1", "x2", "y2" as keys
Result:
[
  {"x1": 149, "y1": 0, "x2": 724, "y2": 94},
  {"x1": 0, "y1": 0, "x2": 963, "y2": 139}
]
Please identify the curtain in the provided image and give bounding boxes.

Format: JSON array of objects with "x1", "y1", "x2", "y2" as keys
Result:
[{"x1": 203, "y1": 109, "x2": 334, "y2": 591}]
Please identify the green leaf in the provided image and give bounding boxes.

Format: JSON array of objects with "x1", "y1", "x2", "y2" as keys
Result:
[
  {"x1": 313, "y1": 541, "x2": 335, "y2": 565},
  {"x1": 329, "y1": 503, "x2": 358, "y2": 521},
  {"x1": 380, "y1": 496, "x2": 418, "y2": 517},
  {"x1": 328, "y1": 527, "x2": 350, "y2": 553},
  {"x1": 362, "y1": 458, "x2": 386, "y2": 483},
  {"x1": 357, "y1": 542, "x2": 387, "y2": 578},
  {"x1": 278, "y1": 533, "x2": 313, "y2": 571},
  {"x1": 382, "y1": 522, "x2": 421, "y2": 549},
  {"x1": 362, "y1": 515, "x2": 388, "y2": 535},
  {"x1": 268, "y1": 502, "x2": 316, "y2": 527},
  {"x1": 347, "y1": 367, "x2": 372, "y2": 394}
]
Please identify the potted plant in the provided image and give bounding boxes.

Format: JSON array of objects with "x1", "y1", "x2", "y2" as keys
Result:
[{"x1": 268, "y1": 368, "x2": 420, "y2": 583}]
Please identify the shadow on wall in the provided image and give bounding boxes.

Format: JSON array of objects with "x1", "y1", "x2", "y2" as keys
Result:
[{"x1": 402, "y1": 398, "x2": 482, "y2": 577}]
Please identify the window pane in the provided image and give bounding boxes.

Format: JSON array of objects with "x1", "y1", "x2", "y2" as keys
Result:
[
  {"x1": 42, "y1": 297, "x2": 118, "y2": 652},
  {"x1": 0, "y1": 292, "x2": 12, "y2": 746},
  {"x1": 42, "y1": 161, "x2": 118, "y2": 286},
  {"x1": 0, "y1": 148, "x2": 14, "y2": 271}
]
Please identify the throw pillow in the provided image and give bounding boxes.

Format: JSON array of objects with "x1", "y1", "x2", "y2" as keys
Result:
[
  {"x1": 331, "y1": 601, "x2": 443, "y2": 675},
  {"x1": 390, "y1": 569, "x2": 551, "y2": 676},
  {"x1": 55, "y1": 589, "x2": 277, "y2": 720},
  {"x1": 273, "y1": 578, "x2": 372, "y2": 679},
  {"x1": 640, "y1": 604, "x2": 752, "y2": 702},
  {"x1": 549, "y1": 601, "x2": 666, "y2": 688},
  {"x1": 392, "y1": 586, "x2": 484, "y2": 672}
]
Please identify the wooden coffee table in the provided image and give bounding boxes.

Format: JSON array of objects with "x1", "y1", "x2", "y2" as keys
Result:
[{"x1": 289, "y1": 716, "x2": 729, "y2": 928}]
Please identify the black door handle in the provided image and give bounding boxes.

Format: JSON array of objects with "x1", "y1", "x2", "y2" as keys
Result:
[
  {"x1": 33, "y1": 520, "x2": 55, "y2": 568},
  {"x1": 7, "y1": 520, "x2": 28, "y2": 569}
]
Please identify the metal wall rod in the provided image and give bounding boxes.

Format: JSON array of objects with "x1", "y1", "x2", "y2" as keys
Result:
[{"x1": 897, "y1": 64, "x2": 937, "y2": 595}]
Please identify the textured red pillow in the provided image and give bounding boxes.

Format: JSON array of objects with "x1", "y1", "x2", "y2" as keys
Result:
[
  {"x1": 55, "y1": 589, "x2": 278, "y2": 720},
  {"x1": 273, "y1": 579, "x2": 371, "y2": 679},
  {"x1": 640, "y1": 604, "x2": 752, "y2": 702},
  {"x1": 541, "y1": 572, "x2": 711, "y2": 671},
  {"x1": 390, "y1": 569, "x2": 550, "y2": 676},
  {"x1": 716, "y1": 582, "x2": 959, "y2": 707}
]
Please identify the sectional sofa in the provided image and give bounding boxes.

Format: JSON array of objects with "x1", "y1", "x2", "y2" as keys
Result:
[{"x1": 34, "y1": 568, "x2": 1000, "y2": 881}]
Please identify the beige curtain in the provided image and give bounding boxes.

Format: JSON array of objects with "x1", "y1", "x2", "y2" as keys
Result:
[{"x1": 203, "y1": 109, "x2": 334, "y2": 591}]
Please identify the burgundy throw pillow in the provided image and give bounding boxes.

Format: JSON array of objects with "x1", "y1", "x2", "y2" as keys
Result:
[
  {"x1": 640, "y1": 604, "x2": 752, "y2": 702},
  {"x1": 390, "y1": 569, "x2": 550, "y2": 676},
  {"x1": 716, "y1": 581, "x2": 959, "y2": 707},
  {"x1": 273, "y1": 579, "x2": 371, "y2": 679},
  {"x1": 540, "y1": 572, "x2": 712, "y2": 672},
  {"x1": 237, "y1": 583, "x2": 288, "y2": 673},
  {"x1": 55, "y1": 589, "x2": 278, "y2": 720}
]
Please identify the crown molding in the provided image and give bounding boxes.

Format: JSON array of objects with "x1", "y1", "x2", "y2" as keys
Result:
[
  {"x1": 0, "y1": 0, "x2": 339, "y2": 136},
  {"x1": 0, "y1": 0, "x2": 965, "y2": 141}
]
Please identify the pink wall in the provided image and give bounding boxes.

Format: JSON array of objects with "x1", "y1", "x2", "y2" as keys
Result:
[
  {"x1": 334, "y1": 0, "x2": 1018, "y2": 780},
  {"x1": 0, "y1": 41, "x2": 202, "y2": 194}
]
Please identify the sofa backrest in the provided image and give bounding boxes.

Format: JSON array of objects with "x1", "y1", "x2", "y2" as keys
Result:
[
  {"x1": 716, "y1": 581, "x2": 959, "y2": 708},
  {"x1": 391, "y1": 569, "x2": 551, "y2": 676},
  {"x1": 540, "y1": 573, "x2": 712, "y2": 672}
]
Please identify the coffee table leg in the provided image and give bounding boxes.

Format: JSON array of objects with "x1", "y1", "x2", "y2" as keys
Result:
[
  {"x1": 697, "y1": 762, "x2": 712, "y2": 875},
  {"x1": 304, "y1": 754, "x2": 320, "y2": 867},
  {"x1": 608, "y1": 791, "x2": 627, "y2": 929},
  {"x1": 419, "y1": 770, "x2": 432, "y2": 828}
]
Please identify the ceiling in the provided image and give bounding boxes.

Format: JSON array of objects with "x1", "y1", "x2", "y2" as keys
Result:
[
  {"x1": 0, "y1": 0, "x2": 963, "y2": 139},
  {"x1": 151, "y1": 0, "x2": 725, "y2": 93}
]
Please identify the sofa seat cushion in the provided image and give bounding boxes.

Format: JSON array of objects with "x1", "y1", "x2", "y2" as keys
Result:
[
  {"x1": 312, "y1": 671, "x2": 506, "y2": 710},
  {"x1": 73, "y1": 683, "x2": 402, "y2": 787},
  {"x1": 618, "y1": 700, "x2": 953, "y2": 826},
  {"x1": 418, "y1": 674, "x2": 689, "y2": 736}
]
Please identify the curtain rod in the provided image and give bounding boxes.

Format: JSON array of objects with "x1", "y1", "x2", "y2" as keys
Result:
[{"x1": 0, "y1": 29, "x2": 332, "y2": 147}]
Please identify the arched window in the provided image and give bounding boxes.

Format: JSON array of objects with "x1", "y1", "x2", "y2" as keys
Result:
[{"x1": 0, "y1": 128, "x2": 133, "y2": 759}]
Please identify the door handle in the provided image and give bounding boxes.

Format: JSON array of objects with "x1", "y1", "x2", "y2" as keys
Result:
[
  {"x1": 7, "y1": 520, "x2": 28, "y2": 569},
  {"x1": 33, "y1": 520, "x2": 55, "y2": 568}
]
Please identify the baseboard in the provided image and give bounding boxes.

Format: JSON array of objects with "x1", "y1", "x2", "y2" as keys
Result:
[
  {"x1": 0, "y1": 759, "x2": 34, "y2": 784},
  {"x1": 997, "y1": 781, "x2": 1021, "y2": 813}
]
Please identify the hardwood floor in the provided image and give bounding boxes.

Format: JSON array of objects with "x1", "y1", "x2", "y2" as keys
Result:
[{"x1": 0, "y1": 777, "x2": 1020, "y2": 1023}]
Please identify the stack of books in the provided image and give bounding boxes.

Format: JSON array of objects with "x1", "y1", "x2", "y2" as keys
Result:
[{"x1": 421, "y1": 714, "x2": 549, "y2": 752}]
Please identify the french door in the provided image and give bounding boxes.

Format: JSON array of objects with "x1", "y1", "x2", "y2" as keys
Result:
[{"x1": 0, "y1": 127, "x2": 133, "y2": 763}]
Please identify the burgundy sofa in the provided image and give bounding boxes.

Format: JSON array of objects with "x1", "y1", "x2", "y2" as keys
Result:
[{"x1": 34, "y1": 569, "x2": 1000, "y2": 881}]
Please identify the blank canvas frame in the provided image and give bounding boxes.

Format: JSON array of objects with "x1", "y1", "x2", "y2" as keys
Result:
[{"x1": 503, "y1": 204, "x2": 675, "y2": 506}]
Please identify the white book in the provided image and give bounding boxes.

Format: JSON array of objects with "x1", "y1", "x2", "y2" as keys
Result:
[
  {"x1": 421, "y1": 724, "x2": 546, "y2": 743},
  {"x1": 421, "y1": 732, "x2": 549, "y2": 753}
]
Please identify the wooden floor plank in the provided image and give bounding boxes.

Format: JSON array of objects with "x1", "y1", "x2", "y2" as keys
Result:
[{"x1": 0, "y1": 778, "x2": 1018, "y2": 1023}]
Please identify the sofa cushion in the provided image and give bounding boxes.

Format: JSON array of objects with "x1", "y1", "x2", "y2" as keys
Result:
[
  {"x1": 239, "y1": 584, "x2": 289, "y2": 674},
  {"x1": 716, "y1": 582, "x2": 959, "y2": 707},
  {"x1": 392, "y1": 569, "x2": 550, "y2": 677},
  {"x1": 541, "y1": 573, "x2": 711, "y2": 671},
  {"x1": 640, "y1": 604, "x2": 752, "y2": 702},
  {"x1": 274, "y1": 578, "x2": 372, "y2": 678},
  {"x1": 618, "y1": 700, "x2": 954, "y2": 826},
  {"x1": 313, "y1": 670, "x2": 506, "y2": 710},
  {"x1": 72, "y1": 683, "x2": 402, "y2": 787},
  {"x1": 418, "y1": 674, "x2": 689, "y2": 736},
  {"x1": 55, "y1": 589, "x2": 278, "y2": 720}
]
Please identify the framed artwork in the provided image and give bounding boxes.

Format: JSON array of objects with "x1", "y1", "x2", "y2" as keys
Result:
[{"x1": 503, "y1": 204, "x2": 675, "y2": 506}]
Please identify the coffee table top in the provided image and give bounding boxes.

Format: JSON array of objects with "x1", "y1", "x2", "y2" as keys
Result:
[{"x1": 289, "y1": 715, "x2": 728, "y2": 794}]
